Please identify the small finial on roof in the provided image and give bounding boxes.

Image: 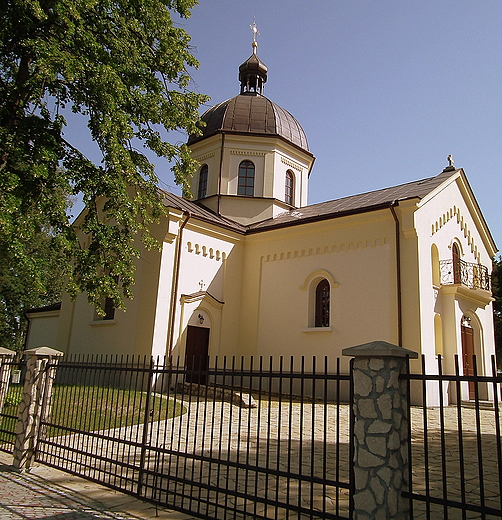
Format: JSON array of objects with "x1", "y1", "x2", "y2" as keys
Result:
[
  {"x1": 250, "y1": 17, "x2": 259, "y2": 54},
  {"x1": 443, "y1": 154, "x2": 456, "y2": 172}
]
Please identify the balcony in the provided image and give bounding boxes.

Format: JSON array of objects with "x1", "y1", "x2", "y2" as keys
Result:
[{"x1": 440, "y1": 259, "x2": 491, "y2": 291}]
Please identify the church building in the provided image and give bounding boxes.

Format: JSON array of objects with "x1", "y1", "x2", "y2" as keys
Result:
[{"x1": 26, "y1": 37, "x2": 497, "y2": 402}]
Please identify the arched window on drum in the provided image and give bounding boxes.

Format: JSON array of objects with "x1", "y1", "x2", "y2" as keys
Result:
[
  {"x1": 285, "y1": 170, "x2": 294, "y2": 205},
  {"x1": 237, "y1": 160, "x2": 255, "y2": 196},
  {"x1": 198, "y1": 164, "x2": 208, "y2": 199}
]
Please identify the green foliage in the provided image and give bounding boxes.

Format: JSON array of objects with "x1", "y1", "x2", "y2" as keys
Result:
[
  {"x1": 492, "y1": 256, "x2": 502, "y2": 366},
  {"x1": 0, "y1": 224, "x2": 69, "y2": 350},
  {"x1": 3, "y1": 391, "x2": 22, "y2": 408},
  {"x1": 0, "y1": 0, "x2": 209, "y2": 346}
]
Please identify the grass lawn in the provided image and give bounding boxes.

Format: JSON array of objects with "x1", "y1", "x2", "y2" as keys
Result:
[{"x1": 0, "y1": 384, "x2": 186, "y2": 443}]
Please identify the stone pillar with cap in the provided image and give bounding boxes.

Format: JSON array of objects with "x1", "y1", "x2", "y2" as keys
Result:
[
  {"x1": 13, "y1": 346, "x2": 64, "y2": 470},
  {"x1": 0, "y1": 347, "x2": 16, "y2": 412},
  {"x1": 342, "y1": 341, "x2": 418, "y2": 520}
]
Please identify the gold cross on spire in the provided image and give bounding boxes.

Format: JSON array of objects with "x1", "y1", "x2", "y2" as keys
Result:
[{"x1": 250, "y1": 17, "x2": 259, "y2": 53}]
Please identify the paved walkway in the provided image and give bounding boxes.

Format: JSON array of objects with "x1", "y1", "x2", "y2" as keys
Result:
[
  {"x1": 2, "y1": 399, "x2": 501, "y2": 519},
  {"x1": 0, "y1": 452, "x2": 198, "y2": 520}
]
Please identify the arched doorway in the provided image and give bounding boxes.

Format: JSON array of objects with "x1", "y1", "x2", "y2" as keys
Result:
[{"x1": 461, "y1": 315, "x2": 475, "y2": 399}]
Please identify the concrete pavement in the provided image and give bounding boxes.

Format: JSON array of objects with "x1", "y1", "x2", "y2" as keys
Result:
[{"x1": 0, "y1": 452, "x2": 199, "y2": 520}]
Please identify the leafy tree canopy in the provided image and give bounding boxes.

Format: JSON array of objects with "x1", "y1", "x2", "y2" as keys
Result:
[{"x1": 0, "y1": 0, "x2": 209, "y2": 347}]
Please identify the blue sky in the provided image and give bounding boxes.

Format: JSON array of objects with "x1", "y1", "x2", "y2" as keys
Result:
[{"x1": 64, "y1": 1, "x2": 502, "y2": 253}]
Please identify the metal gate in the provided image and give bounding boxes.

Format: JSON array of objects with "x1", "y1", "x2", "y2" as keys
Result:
[{"x1": 35, "y1": 355, "x2": 353, "y2": 519}]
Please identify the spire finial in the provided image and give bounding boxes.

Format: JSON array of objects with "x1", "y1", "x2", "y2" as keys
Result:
[
  {"x1": 443, "y1": 154, "x2": 456, "y2": 172},
  {"x1": 250, "y1": 17, "x2": 259, "y2": 54}
]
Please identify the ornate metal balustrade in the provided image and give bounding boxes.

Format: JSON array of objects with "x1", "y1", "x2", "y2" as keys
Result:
[{"x1": 440, "y1": 259, "x2": 491, "y2": 291}]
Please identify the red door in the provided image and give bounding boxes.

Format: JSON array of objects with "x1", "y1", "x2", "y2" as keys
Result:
[
  {"x1": 461, "y1": 325, "x2": 475, "y2": 400},
  {"x1": 185, "y1": 326, "x2": 210, "y2": 384}
]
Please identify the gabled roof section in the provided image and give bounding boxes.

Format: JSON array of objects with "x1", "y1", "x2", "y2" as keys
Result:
[
  {"x1": 161, "y1": 190, "x2": 247, "y2": 234},
  {"x1": 247, "y1": 169, "x2": 457, "y2": 232},
  {"x1": 420, "y1": 168, "x2": 497, "y2": 256},
  {"x1": 162, "y1": 169, "x2": 496, "y2": 253}
]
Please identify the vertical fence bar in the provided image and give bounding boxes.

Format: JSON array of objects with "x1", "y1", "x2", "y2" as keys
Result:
[
  {"x1": 454, "y1": 355, "x2": 467, "y2": 520},
  {"x1": 275, "y1": 355, "x2": 284, "y2": 520},
  {"x1": 438, "y1": 355, "x2": 448, "y2": 520},
  {"x1": 348, "y1": 356, "x2": 354, "y2": 520},
  {"x1": 243, "y1": 356, "x2": 254, "y2": 518},
  {"x1": 490, "y1": 355, "x2": 502, "y2": 514},
  {"x1": 0, "y1": 348, "x2": 15, "y2": 412},
  {"x1": 472, "y1": 356, "x2": 486, "y2": 519},
  {"x1": 298, "y1": 356, "x2": 305, "y2": 515},
  {"x1": 309, "y1": 356, "x2": 316, "y2": 520},
  {"x1": 253, "y1": 355, "x2": 263, "y2": 518},
  {"x1": 336, "y1": 356, "x2": 342, "y2": 518},
  {"x1": 137, "y1": 356, "x2": 154, "y2": 498},
  {"x1": 420, "y1": 354, "x2": 431, "y2": 518},
  {"x1": 322, "y1": 356, "x2": 332, "y2": 516},
  {"x1": 264, "y1": 356, "x2": 272, "y2": 518},
  {"x1": 405, "y1": 356, "x2": 413, "y2": 520},
  {"x1": 286, "y1": 356, "x2": 293, "y2": 520}
]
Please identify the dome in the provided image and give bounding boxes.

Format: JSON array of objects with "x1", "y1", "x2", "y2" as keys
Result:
[
  {"x1": 188, "y1": 42, "x2": 309, "y2": 152},
  {"x1": 188, "y1": 93, "x2": 309, "y2": 151}
]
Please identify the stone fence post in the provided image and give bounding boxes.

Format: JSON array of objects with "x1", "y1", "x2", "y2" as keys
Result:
[
  {"x1": 0, "y1": 347, "x2": 16, "y2": 412},
  {"x1": 343, "y1": 341, "x2": 418, "y2": 520},
  {"x1": 13, "y1": 346, "x2": 63, "y2": 470}
]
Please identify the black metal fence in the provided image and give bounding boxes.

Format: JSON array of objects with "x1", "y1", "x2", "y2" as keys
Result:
[
  {"x1": 0, "y1": 357, "x2": 25, "y2": 452},
  {"x1": 35, "y1": 355, "x2": 352, "y2": 520},
  {"x1": 404, "y1": 354, "x2": 502, "y2": 519},
  {"x1": 2, "y1": 352, "x2": 502, "y2": 519}
]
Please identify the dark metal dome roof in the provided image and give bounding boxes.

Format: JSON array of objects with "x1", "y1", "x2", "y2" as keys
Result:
[{"x1": 188, "y1": 93, "x2": 309, "y2": 151}]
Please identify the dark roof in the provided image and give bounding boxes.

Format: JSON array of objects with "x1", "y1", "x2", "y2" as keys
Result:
[
  {"x1": 188, "y1": 93, "x2": 309, "y2": 152},
  {"x1": 162, "y1": 170, "x2": 457, "y2": 235},
  {"x1": 161, "y1": 191, "x2": 247, "y2": 234},
  {"x1": 26, "y1": 302, "x2": 62, "y2": 315},
  {"x1": 247, "y1": 169, "x2": 456, "y2": 232}
]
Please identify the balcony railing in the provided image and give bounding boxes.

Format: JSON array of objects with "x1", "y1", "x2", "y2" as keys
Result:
[{"x1": 440, "y1": 259, "x2": 491, "y2": 291}]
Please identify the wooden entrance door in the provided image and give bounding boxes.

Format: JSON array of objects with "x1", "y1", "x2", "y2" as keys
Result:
[
  {"x1": 185, "y1": 326, "x2": 210, "y2": 384},
  {"x1": 461, "y1": 324, "x2": 475, "y2": 400}
]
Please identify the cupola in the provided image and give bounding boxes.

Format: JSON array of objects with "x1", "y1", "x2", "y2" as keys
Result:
[
  {"x1": 187, "y1": 22, "x2": 315, "y2": 225},
  {"x1": 238, "y1": 40, "x2": 268, "y2": 94}
]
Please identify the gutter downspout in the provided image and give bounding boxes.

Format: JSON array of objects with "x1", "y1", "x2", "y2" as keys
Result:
[
  {"x1": 217, "y1": 132, "x2": 225, "y2": 216},
  {"x1": 167, "y1": 211, "x2": 190, "y2": 356},
  {"x1": 390, "y1": 202, "x2": 403, "y2": 347}
]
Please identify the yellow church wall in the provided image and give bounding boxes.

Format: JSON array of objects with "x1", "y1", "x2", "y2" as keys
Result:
[
  {"x1": 62, "y1": 225, "x2": 165, "y2": 358},
  {"x1": 169, "y1": 219, "x2": 245, "y2": 362},
  {"x1": 272, "y1": 152, "x2": 309, "y2": 207},
  {"x1": 413, "y1": 171, "x2": 496, "y2": 383},
  {"x1": 394, "y1": 200, "x2": 422, "y2": 366},
  {"x1": 189, "y1": 133, "x2": 314, "y2": 220},
  {"x1": 236, "y1": 210, "x2": 399, "y2": 371}
]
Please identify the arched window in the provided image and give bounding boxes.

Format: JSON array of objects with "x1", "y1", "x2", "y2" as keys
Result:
[
  {"x1": 238, "y1": 160, "x2": 255, "y2": 196},
  {"x1": 315, "y1": 279, "x2": 330, "y2": 327},
  {"x1": 285, "y1": 170, "x2": 294, "y2": 205},
  {"x1": 431, "y1": 244, "x2": 440, "y2": 286},
  {"x1": 198, "y1": 164, "x2": 208, "y2": 199},
  {"x1": 452, "y1": 242, "x2": 461, "y2": 284}
]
